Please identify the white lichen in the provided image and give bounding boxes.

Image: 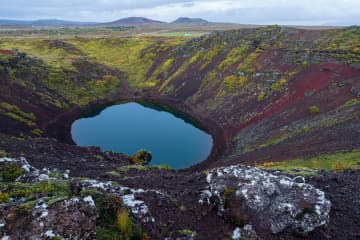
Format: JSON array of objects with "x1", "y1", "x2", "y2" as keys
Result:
[
  {"x1": 83, "y1": 196, "x2": 95, "y2": 207},
  {"x1": 200, "y1": 165, "x2": 331, "y2": 234},
  {"x1": 232, "y1": 227, "x2": 241, "y2": 240},
  {"x1": 44, "y1": 230, "x2": 56, "y2": 238}
]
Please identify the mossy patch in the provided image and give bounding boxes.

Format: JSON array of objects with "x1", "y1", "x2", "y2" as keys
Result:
[
  {"x1": 271, "y1": 78, "x2": 287, "y2": 91},
  {"x1": 309, "y1": 105, "x2": 320, "y2": 115},
  {"x1": 0, "y1": 102, "x2": 36, "y2": 126},
  {"x1": 3, "y1": 180, "x2": 71, "y2": 200},
  {"x1": 0, "y1": 150, "x2": 7, "y2": 158},
  {"x1": 224, "y1": 75, "x2": 248, "y2": 90},
  {"x1": 257, "y1": 149, "x2": 360, "y2": 175},
  {"x1": 0, "y1": 164, "x2": 24, "y2": 182}
]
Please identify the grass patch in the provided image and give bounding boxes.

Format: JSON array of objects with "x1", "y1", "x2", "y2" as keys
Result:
[
  {"x1": 257, "y1": 149, "x2": 360, "y2": 175},
  {"x1": 0, "y1": 102, "x2": 36, "y2": 126}
]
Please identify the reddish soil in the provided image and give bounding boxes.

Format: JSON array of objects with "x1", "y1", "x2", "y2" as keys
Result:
[{"x1": 0, "y1": 49, "x2": 12, "y2": 55}]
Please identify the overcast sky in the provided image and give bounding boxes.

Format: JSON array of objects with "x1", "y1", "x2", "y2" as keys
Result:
[{"x1": 0, "y1": 0, "x2": 359, "y2": 26}]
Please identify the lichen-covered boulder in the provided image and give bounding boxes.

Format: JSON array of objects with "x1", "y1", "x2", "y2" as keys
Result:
[
  {"x1": 0, "y1": 197, "x2": 97, "y2": 239},
  {"x1": 200, "y1": 165, "x2": 331, "y2": 234}
]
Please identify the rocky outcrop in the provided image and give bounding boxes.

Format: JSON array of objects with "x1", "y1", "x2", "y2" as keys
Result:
[
  {"x1": 0, "y1": 157, "x2": 165, "y2": 239},
  {"x1": 200, "y1": 165, "x2": 331, "y2": 234},
  {"x1": 0, "y1": 197, "x2": 97, "y2": 239}
]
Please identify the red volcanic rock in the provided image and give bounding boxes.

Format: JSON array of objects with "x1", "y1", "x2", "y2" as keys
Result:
[{"x1": 0, "y1": 49, "x2": 12, "y2": 55}]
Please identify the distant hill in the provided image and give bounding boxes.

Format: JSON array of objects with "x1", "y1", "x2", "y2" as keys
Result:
[
  {"x1": 0, "y1": 19, "x2": 96, "y2": 27},
  {"x1": 172, "y1": 17, "x2": 210, "y2": 25},
  {"x1": 101, "y1": 17, "x2": 164, "y2": 26}
]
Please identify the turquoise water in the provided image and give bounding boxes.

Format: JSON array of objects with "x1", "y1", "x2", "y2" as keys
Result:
[{"x1": 71, "y1": 102, "x2": 213, "y2": 169}]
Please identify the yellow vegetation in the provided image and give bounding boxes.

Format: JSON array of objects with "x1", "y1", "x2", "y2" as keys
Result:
[
  {"x1": 271, "y1": 78, "x2": 287, "y2": 91},
  {"x1": 116, "y1": 208, "x2": 133, "y2": 237},
  {"x1": 224, "y1": 75, "x2": 248, "y2": 90}
]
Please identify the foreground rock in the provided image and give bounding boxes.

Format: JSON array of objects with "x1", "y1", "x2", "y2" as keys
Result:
[
  {"x1": 1, "y1": 157, "x2": 333, "y2": 239},
  {"x1": 200, "y1": 165, "x2": 331, "y2": 234},
  {"x1": 0, "y1": 157, "x2": 165, "y2": 239},
  {"x1": 1, "y1": 197, "x2": 97, "y2": 239}
]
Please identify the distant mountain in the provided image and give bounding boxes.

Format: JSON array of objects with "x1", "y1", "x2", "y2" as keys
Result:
[
  {"x1": 0, "y1": 19, "x2": 96, "y2": 27},
  {"x1": 101, "y1": 17, "x2": 164, "y2": 26},
  {"x1": 172, "y1": 17, "x2": 210, "y2": 25}
]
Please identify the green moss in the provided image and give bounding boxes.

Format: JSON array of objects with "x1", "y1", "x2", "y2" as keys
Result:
[
  {"x1": 47, "y1": 70, "x2": 121, "y2": 106},
  {"x1": 257, "y1": 91, "x2": 266, "y2": 102},
  {"x1": 117, "y1": 165, "x2": 150, "y2": 172},
  {"x1": 271, "y1": 78, "x2": 287, "y2": 91},
  {"x1": 68, "y1": 38, "x2": 172, "y2": 88},
  {"x1": 320, "y1": 27, "x2": 360, "y2": 64},
  {"x1": 18, "y1": 200, "x2": 37, "y2": 211},
  {"x1": 50, "y1": 237, "x2": 62, "y2": 240},
  {"x1": 219, "y1": 46, "x2": 249, "y2": 70},
  {"x1": 0, "y1": 192, "x2": 9, "y2": 203},
  {"x1": 0, "y1": 39, "x2": 79, "y2": 70},
  {"x1": 258, "y1": 135, "x2": 289, "y2": 149},
  {"x1": 31, "y1": 128, "x2": 43, "y2": 136},
  {"x1": 309, "y1": 105, "x2": 320, "y2": 115},
  {"x1": 237, "y1": 48, "x2": 263, "y2": 74},
  {"x1": 0, "y1": 102, "x2": 36, "y2": 126},
  {"x1": 224, "y1": 75, "x2": 248, "y2": 90},
  {"x1": 200, "y1": 46, "x2": 224, "y2": 69},
  {"x1": 257, "y1": 149, "x2": 360, "y2": 175},
  {"x1": 178, "y1": 229, "x2": 197, "y2": 239},
  {"x1": 0, "y1": 164, "x2": 24, "y2": 182},
  {"x1": 107, "y1": 171, "x2": 121, "y2": 177},
  {"x1": 189, "y1": 51, "x2": 205, "y2": 65},
  {"x1": 0, "y1": 150, "x2": 7, "y2": 158},
  {"x1": 47, "y1": 196, "x2": 69, "y2": 206},
  {"x1": 150, "y1": 57, "x2": 175, "y2": 83},
  {"x1": 5, "y1": 180, "x2": 71, "y2": 200},
  {"x1": 343, "y1": 98, "x2": 360, "y2": 107}
]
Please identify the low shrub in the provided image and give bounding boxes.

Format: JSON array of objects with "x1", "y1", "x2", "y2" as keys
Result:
[{"x1": 131, "y1": 150, "x2": 152, "y2": 165}]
